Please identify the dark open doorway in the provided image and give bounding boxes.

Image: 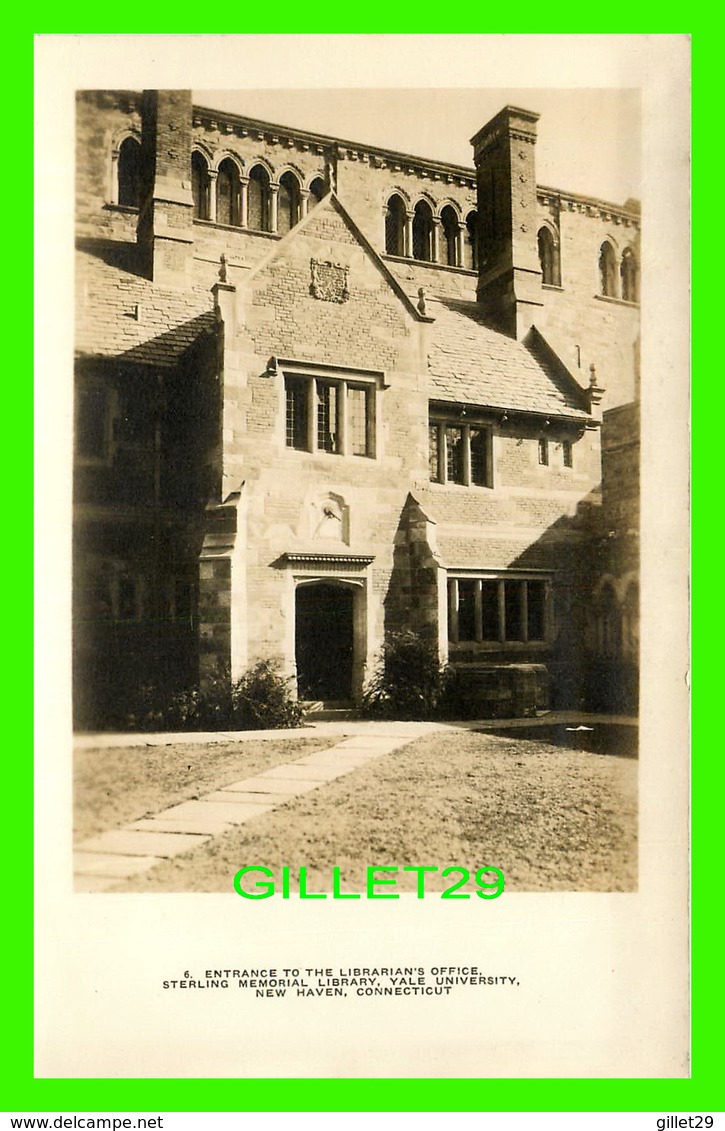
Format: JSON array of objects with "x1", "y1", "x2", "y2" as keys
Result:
[{"x1": 295, "y1": 582, "x2": 354, "y2": 701}]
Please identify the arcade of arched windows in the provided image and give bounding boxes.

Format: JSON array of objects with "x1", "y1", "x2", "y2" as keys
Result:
[
  {"x1": 185, "y1": 149, "x2": 324, "y2": 234},
  {"x1": 599, "y1": 239, "x2": 639, "y2": 303},
  {"x1": 384, "y1": 193, "x2": 478, "y2": 269},
  {"x1": 112, "y1": 139, "x2": 480, "y2": 260}
]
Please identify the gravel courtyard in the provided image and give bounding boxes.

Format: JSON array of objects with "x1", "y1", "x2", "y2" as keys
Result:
[{"x1": 93, "y1": 724, "x2": 638, "y2": 894}]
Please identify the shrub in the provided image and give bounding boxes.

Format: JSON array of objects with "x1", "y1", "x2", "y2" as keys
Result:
[
  {"x1": 230, "y1": 660, "x2": 304, "y2": 730},
  {"x1": 125, "y1": 661, "x2": 302, "y2": 732},
  {"x1": 167, "y1": 669, "x2": 235, "y2": 730},
  {"x1": 361, "y1": 630, "x2": 443, "y2": 719}
]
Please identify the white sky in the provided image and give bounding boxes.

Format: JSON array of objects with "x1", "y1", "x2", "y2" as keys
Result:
[{"x1": 195, "y1": 87, "x2": 641, "y2": 206}]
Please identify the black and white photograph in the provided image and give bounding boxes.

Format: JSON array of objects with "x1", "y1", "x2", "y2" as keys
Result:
[{"x1": 35, "y1": 34, "x2": 689, "y2": 1079}]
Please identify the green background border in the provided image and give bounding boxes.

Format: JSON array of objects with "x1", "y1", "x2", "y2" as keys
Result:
[{"x1": 17, "y1": 27, "x2": 706, "y2": 1115}]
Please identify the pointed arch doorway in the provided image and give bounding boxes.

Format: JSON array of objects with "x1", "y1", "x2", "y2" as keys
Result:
[{"x1": 295, "y1": 581, "x2": 355, "y2": 701}]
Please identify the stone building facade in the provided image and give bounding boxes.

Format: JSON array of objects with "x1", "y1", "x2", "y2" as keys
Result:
[
  {"x1": 73, "y1": 90, "x2": 640, "y2": 725},
  {"x1": 586, "y1": 401, "x2": 640, "y2": 711}
]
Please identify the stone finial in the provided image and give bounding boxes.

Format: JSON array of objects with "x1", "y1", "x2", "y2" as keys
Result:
[
  {"x1": 417, "y1": 287, "x2": 427, "y2": 315},
  {"x1": 587, "y1": 362, "x2": 606, "y2": 417}
]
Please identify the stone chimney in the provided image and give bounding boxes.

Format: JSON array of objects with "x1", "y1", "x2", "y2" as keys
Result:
[
  {"x1": 137, "y1": 90, "x2": 194, "y2": 288},
  {"x1": 471, "y1": 106, "x2": 543, "y2": 340}
]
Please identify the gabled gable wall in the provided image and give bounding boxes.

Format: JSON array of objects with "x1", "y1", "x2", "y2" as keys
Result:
[{"x1": 201, "y1": 199, "x2": 434, "y2": 693}]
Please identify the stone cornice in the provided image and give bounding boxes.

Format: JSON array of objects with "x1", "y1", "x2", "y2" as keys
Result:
[
  {"x1": 537, "y1": 185, "x2": 641, "y2": 227},
  {"x1": 281, "y1": 552, "x2": 375, "y2": 568},
  {"x1": 192, "y1": 103, "x2": 477, "y2": 188}
]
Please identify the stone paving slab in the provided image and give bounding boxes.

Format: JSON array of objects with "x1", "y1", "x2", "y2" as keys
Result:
[
  {"x1": 155, "y1": 800, "x2": 270, "y2": 825},
  {"x1": 291, "y1": 750, "x2": 386, "y2": 769},
  {"x1": 73, "y1": 852, "x2": 165, "y2": 877},
  {"x1": 203, "y1": 790, "x2": 279, "y2": 806},
  {"x1": 256, "y1": 763, "x2": 337, "y2": 782},
  {"x1": 333, "y1": 723, "x2": 443, "y2": 736},
  {"x1": 270, "y1": 763, "x2": 353, "y2": 781},
  {"x1": 132, "y1": 803, "x2": 281, "y2": 833},
  {"x1": 332, "y1": 736, "x2": 412, "y2": 751},
  {"x1": 225, "y1": 775, "x2": 321, "y2": 796},
  {"x1": 129, "y1": 817, "x2": 235, "y2": 836},
  {"x1": 78, "y1": 829, "x2": 211, "y2": 858}
]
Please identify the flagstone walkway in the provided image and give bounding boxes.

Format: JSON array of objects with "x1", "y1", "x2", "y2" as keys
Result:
[
  {"x1": 73, "y1": 722, "x2": 445, "y2": 892},
  {"x1": 73, "y1": 711, "x2": 637, "y2": 892}
]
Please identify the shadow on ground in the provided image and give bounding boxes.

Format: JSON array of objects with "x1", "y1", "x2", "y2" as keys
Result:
[{"x1": 475, "y1": 723, "x2": 638, "y2": 758}]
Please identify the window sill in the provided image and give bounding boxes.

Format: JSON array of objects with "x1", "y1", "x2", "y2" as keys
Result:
[
  {"x1": 594, "y1": 293, "x2": 639, "y2": 308},
  {"x1": 286, "y1": 447, "x2": 375, "y2": 462},
  {"x1": 193, "y1": 219, "x2": 280, "y2": 239},
  {"x1": 383, "y1": 254, "x2": 477, "y2": 276},
  {"x1": 426, "y1": 479, "x2": 493, "y2": 491},
  {"x1": 541, "y1": 283, "x2": 564, "y2": 292},
  {"x1": 104, "y1": 203, "x2": 139, "y2": 214}
]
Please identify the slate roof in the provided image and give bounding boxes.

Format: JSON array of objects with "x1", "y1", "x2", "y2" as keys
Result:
[
  {"x1": 75, "y1": 241, "x2": 217, "y2": 369},
  {"x1": 427, "y1": 297, "x2": 590, "y2": 419}
]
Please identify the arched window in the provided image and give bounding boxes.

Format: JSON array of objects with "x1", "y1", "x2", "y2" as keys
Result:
[
  {"x1": 309, "y1": 177, "x2": 325, "y2": 207},
  {"x1": 248, "y1": 164, "x2": 272, "y2": 232},
  {"x1": 216, "y1": 158, "x2": 241, "y2": 227},
  {"x1": 385, "y1": 194, "x2": 406, "y2": 256},
  {"x1": 464, "y1": 210, "x2": 478, "y2": 270},
  {"x1": 412, "y1": 200, "x2": 433, "y2": 262},
  {"x1": 278, "y1": 171, "x2": 301, "y2": 236},
  {"x1": 537, "y1": 226, "x2": 559, "y2": 286},
  {"x1": 440, "y1": 206, "x2": 459, "y2": 267},
  {"x1": 191, "y1": 151, "x2": 211, "y2": 220},
  {"x1": 621, "y1": 247, "x2": 639, "y2": 303},
  {"x1": 117, "y1": 136, "x2": 141, "y2": 208},
  {"x1": 599, "y1": 241, "x2": 617, "y2": 297}
]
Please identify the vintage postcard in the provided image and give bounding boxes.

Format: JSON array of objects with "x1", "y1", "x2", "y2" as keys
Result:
[{"x1": 34, "y1": 34, "x2": 690, "y2": 1079}]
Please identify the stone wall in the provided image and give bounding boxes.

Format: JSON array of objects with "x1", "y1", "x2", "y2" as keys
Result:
[
  {"x1": 586, "y1": 400, "x2": 640, "y2": 711},
  {"x1": 535, "y1": 194, "x2": 641, "y2": 409}
]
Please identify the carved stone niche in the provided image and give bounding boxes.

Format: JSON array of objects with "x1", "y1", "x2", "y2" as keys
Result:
[{"x1": 308, "y1": 492, "x2": 350, "y2": 545}]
